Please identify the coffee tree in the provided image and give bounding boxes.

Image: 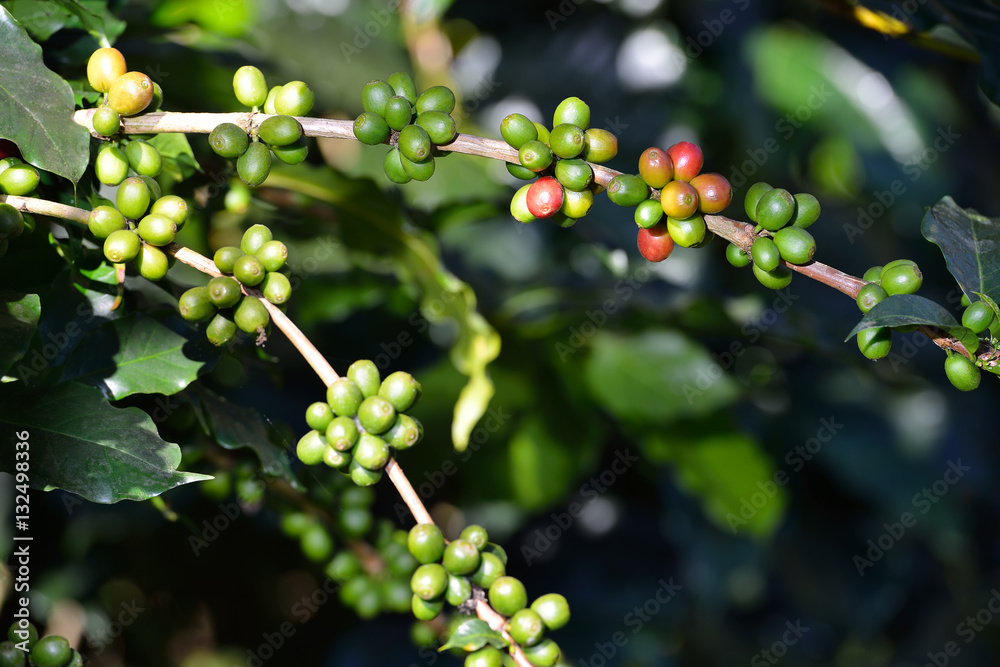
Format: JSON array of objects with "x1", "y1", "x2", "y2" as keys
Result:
[{"x1": 3, "y1": 1, "x2": 1000, "y2": 665}]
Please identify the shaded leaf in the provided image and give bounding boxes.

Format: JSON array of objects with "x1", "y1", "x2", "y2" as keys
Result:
[
  {"x1": 0, "y1": 381, "x2": 210, "y2": 503},
  {"x1": 921, "y1": 196, "x2": 1000, "y2": 306},
  {"x1": 4, "y1": 0, "x2": 126, "y2": 42},
  {"x1": 507, "y1": 415, "x2": 574, "y2": 510},
  {"x1": 438, "y1": 619, "x2": 507, "y2": 652},
  {"x1": 845, "y1": 294, "x2": 977, "y2": 350},
  {"x1": 0, "y1": 5, "x2": 90, "y2": 183},
  {"x1": 149, "y1": 132, "x2": 201, "y2": 183},
  {"x1": 0, "y1": 290, "x2": 40, "y2": 376}
]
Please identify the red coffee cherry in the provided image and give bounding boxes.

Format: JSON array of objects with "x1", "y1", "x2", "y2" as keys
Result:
[
  {"x1": 666, "y1": 141, "x2": 704, "y2": 182},
  {"x1": 638, "y1": 146, "x2": 673, "y2": 188},
  {"x1": 690, "y1": 172, "x2": 733, "y2": 214},
  {"x1": 637, "y1": 221, "x2": 675, "y2": 262},
  {"x1": 526, "y1": 176, "x2": 565, "y2": 219}
]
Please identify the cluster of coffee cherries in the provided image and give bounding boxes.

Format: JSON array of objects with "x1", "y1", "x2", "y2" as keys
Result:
[
  {"x1": 0, "y1": 201, "x2": 34, "y2": 260},
  {"x1": 0, "y1": 155, "x2": 40, "y2": 198},
  {"x1": 1, "y1": 621, "x2": 81, "y2": 667},
  {"x1": 630, "y1": 142, "x2": 732, "y2": 261},
  {"x1": 853, "y1": 260, "x2": 924, "y2": 360},
  {"x1": 210, "y1": 66, "x2": 314, "y2": 187},
  {"x1": 407, "y1": 522, "x2": 570, "y2": 667},
  {"x1": 945, "y1": 295, "x2": 1000, "y2": 390},
  {"x1": 87, "y1": 181, "x2": 188, "y2": 280},
  {"x1": 352, "y1": 73, "x2": 459, "y2": 184},
  {"x1": 297, "y1": 359, "x2": 423, "y2": 486},
  {"x1": 722, "y1": 182, "x2": 820, "y2": 288},
  {"x1": 503, "y1": 97, "x2": 618, "y2": 227},
  {"x1": 178, "y1": 224, "x2": 290, "y2": 345},
  {"x1": 87, "y1": 47, "x2": 160, "y2": 135}
]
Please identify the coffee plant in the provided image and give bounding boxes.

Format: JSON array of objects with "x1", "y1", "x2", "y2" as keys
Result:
[{"x1": 3, "y1": 1, "x2": 1000, "y2": 665}]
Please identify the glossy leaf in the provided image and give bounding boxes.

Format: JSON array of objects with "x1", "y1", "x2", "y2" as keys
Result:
[
  {"x1": 921, "y1": 196, "x2": 1000, "y2": 306},
  {"x1": 0, "y1": 290, "x2": 40, "y2": 376},
  {"x1": 437, "y1": 619, "x2": 507, "y2": 652},
  {"x1": 845, "y1": 294, "x2": 978, "y2": 350}
]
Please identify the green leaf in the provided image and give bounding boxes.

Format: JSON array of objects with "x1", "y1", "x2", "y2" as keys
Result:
[
  {"x1": 583, "y1": 330, "x2": 741, "y2": 423},
  {"x1": 921, "y1": 196, "x2": 1000, "y2": 306},
  {"x1": 438, "y1": 619, "x2": 507, "y2": 652},
  {"x1": 0, "y1": 381, "x2": 210, "y2": 503},
  {"x1": 507, "y1": 415, "x2": 574, "y2": 510},
  {"x1": 642, "y1": 427, "x2": 787, "y2": 539},
  {"x1": 60, "y1": 313, "x2": 217, "y2": 400},
  {"x1": 4, "y1": 0, "x2": 126, "y2": 42},
  {"x1": 148, "y1": 132, "x2": 201, "y2": 183},
  {"x1": 0, "y1": 5, "x2": 90, "y2": 183},
  {"x1": 0, "y1": 290, "x2": 40, "y2": 376},
  {"x1": 845, "y1": 294, "x2": 977, "y2": 350}
]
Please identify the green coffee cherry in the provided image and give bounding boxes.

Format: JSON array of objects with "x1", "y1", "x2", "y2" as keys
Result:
[
  {"x1": 233, "y1": 65, "x2": 268, "y2": 108},
  {"x1": 945, "y1": 353, "x2": 980, "y2": 391},
  {"x1": 384, "y1": 148, "x2": 412, "y2": 184},
  {"x1": 488, "y1": 576, "x2": 527, "y2": 616},
  {"x1": 300, "y1": 523, "x2": 334, "y2": 562},
  {"x1": 304, "y1": 403, "x2": 334, "y2": 434},
  {"x1": 553, "y1": 96, "x2": 590, "y2": 129},
  {"x1": 857, "y1": 326, "x2": 892, "y2": 360},
  {"x1": 446, "y1": 573, "x2": 473, "y2": 606},
  {"x1": 508, "y1": 608, "x2": 545, "y2": 647},
  {"x1": 398, "y1": 124, "x2": 432, "y2": 163},
  {"x1": 962, "y1": 301, "x2": 995, "y2": 333},
  {"x1": 178, "y1": 286, "x2": 215, "y2": 321},
  {"x1": 234, "y1": 296, "x2": 269, "y2": 333},
  {"x1": 237, "y1": 142, "x2": 272, "y2": 187},
  {"x1": 92, "y1": 105, "x2": 120, "y2": 136},
  {"x1": 134, "y1": 243, "x2": 169, "y2": 280},
  {"x1": 261, "y1": 272, "x2": 291, "y2": 304},
  {"x1": 326, "y1": 415, "x2": 359, "y2": 451},
  {"x1": 271, "y1": 139, "x2": 309, "y2": 165},
  {"x1": 772, "y1": 226, "x2": 816, "y2": 265},
  {"x1": 385, "y1": 414, "x2": 423, "y2": 450},
  {"x1": 443, "y1": 538, "x2": 480, "y2": 575},
  {"x1": 465, "y1": 647, "x2": 503, "y2": 667},
  {"x1": 263, "y1": 85, "x2": 282, "y2": 114},
  {"x1": 362, "y1": 79, "x2": 394, "y2": 117},
  {"x1": 384, "y1": 96, "x2": 414, "y2": 131},
  {"x1": 150, "y1": 195, "x2": 189, "y2": 227},
  {"x1": 744, "y1": 182, "x2": 772, "y2": 222},
  {"x1": 354, "y1": 432, "x2": 390, "y2": 470},
  {"x1": 533, "y1": 122, "x2": 550, "y2": 145},
  {"x1": 326, "y1": 551, "x2": 363, "y2": 583},
  {"x1": 207, "y1": 276, "x2": 242, "y2": 308},
  {"x1": 510, "y1": 183, "x2": 536, "y2": 224},
  {"x1": 95, "y1": 144, "x2": 129, "y2": 186},
  {"x1": 400, "y1": 153, "x2": 435, "y2": 181},
  {"x1": 241, "y1": 224, "x2": 272, "y2": 254},
  {"x1": 8, "y1": 621, "x2": 39, "y2": 649},
  {"x1": 408, "y1": 523, "x2": 446, "y2": 564},
  {"x1": 296, "y1": 429, "x2": 326, "y2": 465},
  {"x1": 411, "y1": 563, "x2": 448, "y2": 601},
  {"x1": 0, "y1": 165, "x2": 39, "y2": 196},
  {"x1": 549, "y1": 123, "x2": 585, "y2": 159},
  {"x1": 349, "y1": 457, "x2": 383, "y2": 486},
  {"x1": 126, "y1": 139, "x2": 162, "y2": 177},
  {"x1": 856, "y1": 283, "x2": 888, "y2": 313},
  {"x1": 138, "y1": 174, "x2": 161, "y2": 202},
  {"x1": 327, "y1": 377, "x2": 364, "y2": 417},
  {"x1": 560, "y1": 188, "x2": 593, "y2": 219},
  {"x1": 353, "y1": 112, "x2": 390, "y2": 145},
  {"x1": 357, "y1": 395, "x2": 397, "y2": 434},
  {"x1": 233, "y1": 254, "x2": 266, "y2": 286},
  {"x1": 459, "y1": 524, "x2": 488, "y2": 549},
  {"x1": 209, "y1": 123, "x2": 250, "y2": 159},
  {"x1": 258, "y1": 115, "x2": 302, "y2": 146},
  {"x1": 862, "y1": 266, "x2": 883, "y2": 283},
  {"x1": 104, "y1": 229, "x2": 141, "y2": 263},
  {"x1": 471, "y1": 552, "x2": 505, "y2": 589},
  {"x1": 387, "y1": 71, "x2": 418, "y2": 105},
  {"x1": 0, "y1": 204, "x2": 24, "y2": 240},
  {"x1": 581, "y1": 127, "x2": 617, "y2": 163},
  {"x1": 136, "y1": 214, "x2": 176, "y2": 246},
  {"x1": 791, "y1": 193, "x2": 821, "y2": 228},
  {"x1": 411, "y1": 594, "x2": 443, "y2": 621},
  {"x1": 751, "y1": 237, "x2": 781, "y2": 272},
  {"x1": 0, "y1": 640, "x2": 27, "y2": 667},
  {"x1": 255, "y1": 240, "x2": 287, "y2": 271},
  {"x1": 725, "y1": 242, "x2": 751, "y2": 267},
  {"x1": 274, "y1": 81, "x2": 314, "y2": 116},
  {"x1": 88, "y1": 205, "x2": 126, "y2": 239},
  {"x1": 531, "y1": 593, "x2": 570, "y2": 630},
  {"x1": 416, "y1": 85, "x2": 456, "y2": 114},
  {"x1": 379, "y1": 371, "x2": 421, "y2": 411},
  {"x1": 752, "y1": 263, "x2": 793, "y2": 290},
  {"x1": 522, "y1": 638, "x2": 561, "y2": 667},
  {"x1": 666, "y1": 215, "x2": 707, "y2": 248},
  {"x1": 214, "y1": 246, "x2": 244, "y2": 273},
  {"x1": 114, "y1": 177, "x2": 149, "y2": 220},
  {"x1": 755, "y1": 188, "x2": 795, "y2": 230},
  {"x1": 415, "y1": 111, "x2": 458, "y2": 145},
  {"x1": 606, "y1": 174, "x2": 649, "y2": 207},
  {"x1": 881, "y1": 263, "x2": 922, "y2": 295},
  {"x1": 880, "y1": 258, "x2": 917, "y2": 275},
  {"x1": 554, "y1": 158, "x2": 593, "y2": 192},
  {"x1": 30, "y1": 636, "x2": 71, "y2": 667},
  {"x1": 501, "y1": 113, "x2": 538, "y2": 149},
  {"x1": 518, "y1": 140, "x2": 553, "y2": 172},
  {"x1": 348, "y1": 359, "x2": 381, "y2": 397}
]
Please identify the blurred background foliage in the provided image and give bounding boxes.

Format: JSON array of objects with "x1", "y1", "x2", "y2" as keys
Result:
[{"x1": 4, "y1": 0, "x2": 1000, "y2": 665}]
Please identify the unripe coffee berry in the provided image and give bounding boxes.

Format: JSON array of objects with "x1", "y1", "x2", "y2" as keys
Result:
[
  {"x1": 362, "y1": 79, "x2": 394, "y2": 117},
  {"x1": 214, "y1": 246, "x2": 244, "y2": 273},
  {"x1": 522, "y1": 638, "x2": 562, "y2": 667},
  {"x1": 465, "y1": 647, "x2": 503, "y2": 667},
  {"x1": 30, "y1": 636, "x2": 71, "y2": 667},
  {"x1": 92, "y1": 105, "x2": 120, "y2": 137},
  {"x1": 791, "y1": 193, "x2": 821, "y2": 228},
  {"x1": 378, "y1": 371, "x2": 421, "y2": 411},
  {"x1": 510, "y1": 183, "x2": 536, "y2": 224},
  {"x1": 526, "y1": 176, "x2": 564, "y2": 219},
  {"x1": 274, "y1": 81, "x2": 314, "y2": 116},
  {"x1": 944, "y1": 354, "x2": 980, "y2": 391},
  {"x1": 384, "y1": 96, "x2": 414, "y2": 131},
  {"x1": 518, "y1": 140, "x2": 553, "y2": 172},
  {"x1": 857, "y1": 326, "x2": 892, "y2": 360},
  {"x1": 531, "y1": 593, "x2": 570, "y2": 630},
  {"x1": 384, "y1": 148, "x2": 412, "y2": 184},
  {"x1": 326, "y1": 415, "x2": 359, "y2": 451},
  {"x1": 296, "y1": 429, "x2": 326, "y2": 465},
  {"x1": 446, "y1": 573, "x2": 473, "y2": 606},
  {"x1": 634, "y1": 199, "x2": 663, "y2": 229},
  {"x1": 134, "y1": 243, "x2": 170, "y2": 281},
  {"x1": 137, "y1": 214, "x2": 177, "y2": 246},
  {"x1": 233, "y1": 65, "x2": 268, "y2": 108},
  {"x1": 408, "y1": 523, "x2": 446, "y2": 564},
  {"x1": 471, "y1": 552, "x2": 506, "y2": 589},
  {"x1": 206, "y1": 312, "x2": 237, "y2": 346},
  {"x1": 327, "y1": 377, "x2": 364, "y2": 417},
  {"x1": 237, "y1": 142, "x2": 272, "y2": 187},
  {"x1": 560, "y1": 188, "x2": 593, "y2": 219},
  {"x1": 751, "y1": 237, "x2": 781, "y2": 272},
  {"x1": 415, "y1": 111, "x2": 458, "y2": 145},
  {"x1": 856, "y1": 283, "x2": 888, "y2": 314},
  {"x1": 863, "y1": 265, "x2": 883, "y2": 283},
  {"x1": 207, "y1": 276, "x2": 242, "y2": 308},
  {"x1": 150, "y1": 195, "x2": 189, "y2": 227},
  {"x1": 255, "y1": 240, "x2": 287, "y2": 271},
  {"x1": 385, "y1": 414, "x2": 423, "y2": 450},
  {"x1": 962, "y1": 301, "x2": 995, "y2": 333},
  {"x1": 104, "y1": 229, "x2": 141, "y2": 263},
  {"x1": 209, "y1": 123, "x2": 250, "y2": 159},
  {"x1": 637, "y1": 222, "x2": 675, "y2": 262},
  {"x1": 258, "y1": 115, "x2": 302, "y2": 147},
  {"x1": 411, "y1": 595, "x2": 443, "y2": 621},
  {"x1": 508, "y1": 608, "x2": 545, "y2": 647},
  {"x1": 881, "y1": 263, "x2": 922, "y2": 295},
  {"x1": 549, "y1": 123, "x2": 585, "y2": 159},
  {"x1": 443, "y1": 538, "x2": 481, "y2": 575},
  {"x1": 501, "y1": 113, "x2": 538, "y2": 149},
  {"x1": 752, "y1": 263, "x2": 793, "y2": 290},
  {"x1": 305, "y1": 401, "x2": 334, "y2": 432},
  {"x1": 178, "y1": 286, "x2": 215, "y2": 321},
  {"x1": 725, "y1": 243, "x2": 751, "y2": 267},
  {"x1": 234, "y1": 296, "x2": 269, "y2": 333},
  {"x1": 233, "y1": 254, "x2": 266, "y2": 286},
  {"x1": 755, "y1": 188, "x2": 796, "y2": 230},
  {"x1": 416, "y1": 85, "x2": 456, "y2": 115},
  {"x1": 581, "y1": 127, "x2": 617, "y2": 163},
  {"x1": 666, "y1": 214, "x2": 707, "y2": 248},
  {"x1": 126, "y1": 139, "x2": 162, "y2": 177},
  {"x1": 660, "y1": 180, "x2": 699, "y2": 219},
  {"x1": 398, "y1": 124, "x2": 432, "y2": 163},
  {"x1": 606, "y1": 174, "x2": 649, "y2": 207},
  {"x1": 349, "y1": 457, "x2": 383, "y2": 486},
  {"x1": 552, "y1": 96, "x2": 590, "y2": 129},
  {"x1": 88, "y1": 205, "x2": 126, "y2": 239},
  {"x1": 353, "y1": 432, "x2": 390, "y2": 470},
  {"x1": 666, "y1": 141, "x2": 703, "y2": 182},
  {"x1": 553, "y1": 158, "x2": 593, "y2": 192},
  {"x1": 95, "y1": 144, "x2": 129, "y2": 186},
  {"x1": 261, "y1": 272, "x2": 291, "y2": 305},
  {"x1": 488, "y1": 576, "x2": 527, "y2": 616},
  {"x1": 411, "y1": 563, "x2": 448, "y2": 601},
  {"x1": 772, "y1": 226, "x2": 816, "y2": 265},
  {"x1": 399, "y1": 153, "x2": 435, "y2": 182},
  {"x1": 357, "y1": 395, "x2": 397, "y2": 434}
]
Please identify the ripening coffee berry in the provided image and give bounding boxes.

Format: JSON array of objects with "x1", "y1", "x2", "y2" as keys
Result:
[
  {"x1": 357, "y1": 395, "x2": 397, "y2": 434},
  {"x1": 349, "y1": 457, "x2": 383, "y2": 486},
  {"x1": 856, "y1": 283, "x2": 888, "y2": 314},
  {"x1": 945, "y1": 354, "x2": 981, "y2": 391},
  {"x1": 963, "y1": 301, "x2": 995, "y2": 333},
  {"x1": 87, "y1": 205, "x2": 126, "y2": 239},
  {"x1": 326, "y1": 415, "x2": 359, "y2": 451},
  {"x1": 258, "y1": 115, "x2": 302, "y2": 147},
  {"x1": 791, "y1": 193, "x2": 821, "y2": 228},
  {"x1": 411, "y1": 595, "x2": 443, "y2": 621},
  {"x1": 214, "y1": 246, "x2": 244, "y2": 273},
  {"x1": 383, "y1": 147, "x2": 412, "y2": 184},
  {"x1": 443, "y1": 538, "x2": 481, "y2": 575},
  {"x1": 501, "y1": 113, "x2": 538, "y2": 149},
  {"x1": 752, "y1": 263, "x2": 793, "y2": 290},
  {"x1": 857, "y1": 326, "x2": 892, "y2": 360},
  {"x1": 411, "y1": 563, "x2": 448, "y2": 601},
  {"x1": 726, "y1": 243, "x2": 751, "y2": 267},
  {"x1": 385, "y1": 413, "x2": 423, "y2": 450},
  {"x1": 0, "y1": 164, "x2": 40, "y2": 196},
  {"x1": 553, "y1": 96, "x2": 590, "y2": 129},
  {"x1": 549, "y1": 123, "x2": 585, "y2": 159},
  {"x1": 87, "y1": 47, "x2": 127, "y2": 93},
  {"x1": 772, "y1": 226, "x2": 816, "y2": 265},
  {"x1": 881, "y1": 263, "x2": 922, "y2": 295},
  {"x1": 207, "y1": 276, "x2": 242, "y2": 309},
  {"x1": 136, "y1": 214, "x2": 176, "y2": 246},
  {"x1": 508, "y1": 609, "x2": 545, "y2": 647},
  {"x1": 471, "y1": 552, "x2": 506, "y2": 589},
  {"x1": 30, "y1": 636, "x2": 71, "y2": 667},
  {"x1": 398, "y1": 124, "x2": 433, "y2": 163},
  {"x1": 108, "y1": 71, "x2": 154, "y2": 116},
  {"x1": 241, "y1": 224, "x2": 272, "y2": 254},
  {"x1": 400, "y1": 153, "x2": 435, "y2": 181},
  {"x1": 274, "y1": 81, "x2": 314, "y2": 116},
  {"x1": 526, "y1": 176, "x2": 564, "y2": 219},
  {"x1": 379, "y1": 371, "x2": 421, "y2": 412},
  {"x1": 561, "y1": 188, "x2": 593, "y2": 219},
  {"x1": 637, "y1": 222, "x2": 674, "y2": 262},
  {"x1": 638, "y1": 146, "x2": 674, "y2": 189},
  {"x1": 237, "y1": 142, "x2": 272, "y2": 187},
  {"x1": 209, "y1": 123, "x2": 250, "y2": 159},
  {"x1": 606, "y1": 174, "x2": 649, "y2": 207},
  {"x1": 666, "y1": 215, "x2": 707, "y2": 248},
  {"x1": 233, "y1": 254, "x2": 266, "y2": 286},
  {"x1": 178, "y1": 286, "x2": 215, "y2": 321},
  {"x1": 104, "y1": 229, "x2": 141, "y2": 263},
  {"x1": 666, "y1": 141, "x2": 703, "y2": 182},
  {"x1": 415, "y1": 111, "x2": 458, "y2": 145},
  {"x1": 126, "y1": 139, "x2": 162, "y2": 177},
  {"x1": 92, "y1": 105, "x2": 121, "y2": 136},
  {"x1": 634, "y1": 198, "x2": 664, "y2": 229},
  {"x1": 347, "y1": 359, "x2": 381, "y2": 397},
  {"x1": 261, "y1": 272, "x2": 291, "y2": 305},
  {"x1": 581, "y1": 127, "x2": 617, "y2": 163},
  {"x1": 150, "y1": 195, "x2": 189, "y2": 227},
  {"x1": 522, "y1": 638, "x2": 562, "y2": 667},
  {"x1": 755, "y1": 188, "x2": 796, "y2": 231},
  {"x1": 416, "y1": 85, "x2": 456, "y2": 115},
  {"x1": 518, "y1": 140, "x2": 554, "y2": 172},
  {"x1": 408, "y1": 523, "x2": 446, "y2": 564},
  {"x1": 233, "y1": 65, "x2": 268, "y2": 108},
  {"x1": 488, "y1": 576, "x2": 527, "y2": 616},
  {"x1": 134, "y1": 243, "x2": 170, "y2": 281},
  {"x1": 95, "y1": 144, "x2": 129, "y2": 186},
  {"x1": 660, "y1": 180, "x2": 700, "y2": 219},
  {"x1": 353, "y1": 432, "x2": 391, "y2": 470},
  {"x1": 690, "y1": 173, "x2": 733, "y2": 214},
  {"x1": 510, "y1": 183, "x2": 536, "y2": 224},
  {"x1": 327, "y1": 377, "x2": 365, "y2": 417},
  {"x1": 554, "y1": 158, "x2": 593, "y2": 192}
]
